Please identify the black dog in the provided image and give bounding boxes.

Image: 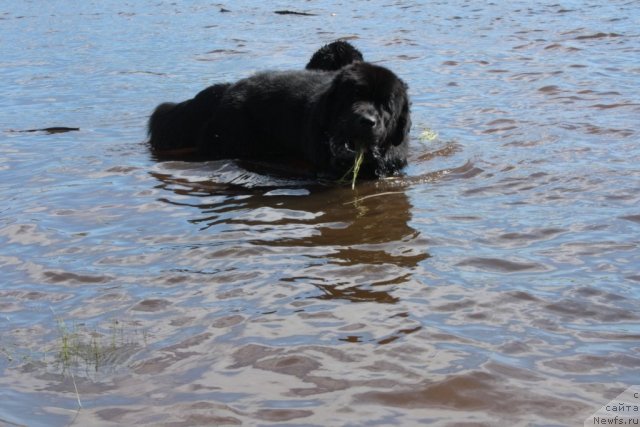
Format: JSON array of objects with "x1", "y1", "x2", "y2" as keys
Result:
[
  {"x1": 147, "y1": 83, "x2": 232, "y2": 153},
  {"x1": 148, "y1": 42, "x2": 410, "y2": 179},
  {"x1": 149, "y1": 41, "x2": 363, "y2": 154},
  {"x1": 305, "y1": 40, "x2": 364, "y2": 71},
  {"x1": 197, "y1": 62, "x2": 410, "y2": 178}
]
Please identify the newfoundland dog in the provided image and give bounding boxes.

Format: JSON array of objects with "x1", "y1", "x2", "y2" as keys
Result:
[
  {"x1": 148, "y1": 42, "x2": 410, "y2": 180},
  {"x1": 148, "y1": 41, "x2": 363, "y2": 155}
]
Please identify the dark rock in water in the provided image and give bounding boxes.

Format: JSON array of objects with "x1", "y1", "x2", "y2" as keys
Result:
[
  {"x1": 274, "y1": 10, "x2": 316, "y2": 16},
  {"x1": 9, "y1": 127, "x2": 80, "y2": 134}
]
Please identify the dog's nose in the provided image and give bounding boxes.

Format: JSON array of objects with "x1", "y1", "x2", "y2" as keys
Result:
[{"x1": 358, "y1": 114, "x2": 377, "y2": 129}]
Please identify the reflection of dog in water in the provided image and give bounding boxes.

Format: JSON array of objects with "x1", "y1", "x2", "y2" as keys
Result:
[
  {"x1": 148, "y1": 41, "x2": 411, "y2": 180},
  {"x1": 152, "y1": 168, "x2": 427, "y2": 305}
]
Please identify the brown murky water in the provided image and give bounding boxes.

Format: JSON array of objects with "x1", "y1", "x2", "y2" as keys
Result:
[{"x1": 1, "y1": 1, "x2": 639, "y2": 426}]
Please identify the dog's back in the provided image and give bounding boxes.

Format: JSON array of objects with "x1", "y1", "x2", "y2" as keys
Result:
[
  {"x1": 148, "y1": 83, "x2": 231, "y2": 154},
  {"x1": 148, "y1": 41, "x2": 363, "y2": 157},
  {"x1": 197, "y1": 70, "x2": 334, "y2": 160}
]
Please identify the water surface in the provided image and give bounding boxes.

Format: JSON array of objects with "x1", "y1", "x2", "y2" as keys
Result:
[{"x1": 1, "y1": 1, "x2": 639, "y2": 426}]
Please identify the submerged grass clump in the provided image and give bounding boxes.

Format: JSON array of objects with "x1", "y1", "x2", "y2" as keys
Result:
[
  {"x1": 1, "y1": 312, "x2": 147, "y2": 376},
  {"x1": 1, "y1": 312, "x2": 151, "y2": 410},
  {"x1": 339, "y1": 147, "x2": 365, "y2": 190},
  {"x1": 51, "y1": 315, "x2": 148, "y2": 376}
]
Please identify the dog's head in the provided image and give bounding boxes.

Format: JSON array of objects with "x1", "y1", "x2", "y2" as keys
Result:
[
  {"x1": 321, "y1": 62, "x2": 411, "y2": 178},
  {"x1": 305, "y1": 40, "x2": 364, "y2": 71}
]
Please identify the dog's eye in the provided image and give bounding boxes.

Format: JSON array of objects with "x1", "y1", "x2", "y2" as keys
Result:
[{"x1": 353, "y1": 85, "x2": 369, "y2": 98}]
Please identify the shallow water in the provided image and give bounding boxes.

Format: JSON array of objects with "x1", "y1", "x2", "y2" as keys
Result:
[{"x1": 1, "y1": 1, "x2": 639, "y2": 426}]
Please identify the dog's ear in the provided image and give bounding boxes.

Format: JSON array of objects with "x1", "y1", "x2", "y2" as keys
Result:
[
  {"x1": 316, "y1": 69, "x2": 352, "y2": 127},
  {"x1": 389, "y1": 85, "x2": 411, "y2": 147}
]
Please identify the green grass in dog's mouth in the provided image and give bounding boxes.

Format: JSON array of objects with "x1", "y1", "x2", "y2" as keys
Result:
[
  {"x1": 351, "y1": 148, "x2": 365, "y2": 190},
  {"x1": 339, "y1": 147, "x2": 366, "y2": 190}
]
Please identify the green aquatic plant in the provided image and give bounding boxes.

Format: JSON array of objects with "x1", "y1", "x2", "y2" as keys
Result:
[
  {"x1": 55, "y1": 316, "x2": 79, "y2": 370},
  {"x1": 419, "y1": 127, "x2": 438, "y2": 142},
  {"x1": 50, "y1": 314, "x2": 146, "y2": 376},
  {"x1": 339, "y1": 147, "x2": 366, "y2": 190},
  {"x1": 53, "y1": 315, "x2": 82, "y2": 408},
  {"x1": 351, "y1": 148, "x2": 365, "y2": 190}
]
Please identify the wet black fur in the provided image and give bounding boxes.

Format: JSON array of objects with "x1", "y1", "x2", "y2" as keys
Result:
[
  {"x1": 148, "y1": 42, "x2": 410, "y2": 178},
  {"x1": 149, "y1": 41, "x2": 362, "y2": 153},
  {"x1": 305, "y1": 40, "x2": 364, "y2": 71}
]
